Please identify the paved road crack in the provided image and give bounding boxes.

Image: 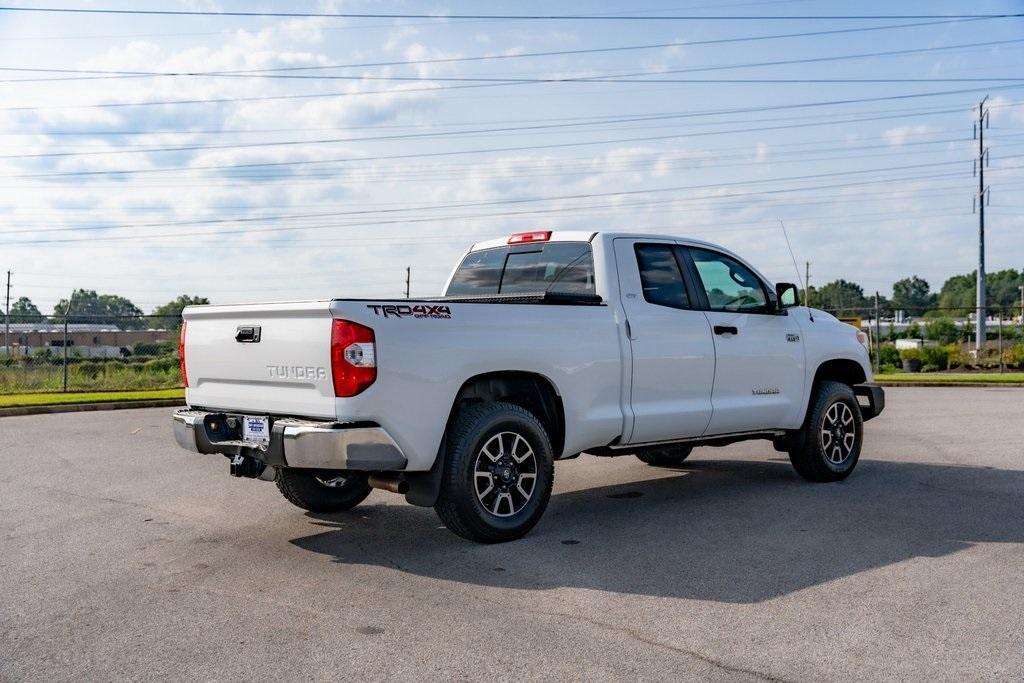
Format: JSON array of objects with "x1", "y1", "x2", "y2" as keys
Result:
[{"x1": 470, "y1": 593, "x2": 787, "y2": 681}]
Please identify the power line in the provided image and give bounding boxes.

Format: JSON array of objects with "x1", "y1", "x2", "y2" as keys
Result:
[
  {"x1": 1, "y1": 7, "x2": 1022, "y2": 20},
  {"x1": 9, "y1": 136, "x2": 1010, "y2": 201},
  {"x1": 10, "y1": 93, "x2": 1024, "y2": 179},
  {"x1": 6, "y1": 161, "x2": 1024, "y2": 247},
  {"x1": 6, "y1": 36, "x2": 1024, "y2": 83},
  {"x1": 7, "y1": 100, "x2": 1006, "y2": 161},
  {"x1": 6, "y1": 153, "x2": 989, "y2": 236},
  {"x1": 7, "y1": 70, "x2": 1024, "y2": 113},
  {"x1": 14, "y1": 137, "x2": 1024, "y2": 228},
  {"x1": 5, "y1": 71, "x2": 1024, "y2": 86},
  {"x1": 0, "y1": 99, "x2": 991, "y2": 138}
]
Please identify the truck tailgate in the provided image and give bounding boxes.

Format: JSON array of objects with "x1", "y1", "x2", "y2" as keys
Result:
[{"x1": 182, "y1": 301, "x2": 337, "y2": 419}]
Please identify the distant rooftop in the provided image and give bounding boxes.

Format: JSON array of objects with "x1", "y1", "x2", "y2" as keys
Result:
[{"x1": 4, "y1": 323, "x2": 125, "y2": 333}]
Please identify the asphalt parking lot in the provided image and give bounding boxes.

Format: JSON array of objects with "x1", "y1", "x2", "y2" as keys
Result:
[{"x1": 2, "y1": 387, "x2": 1023, "y2": 681}]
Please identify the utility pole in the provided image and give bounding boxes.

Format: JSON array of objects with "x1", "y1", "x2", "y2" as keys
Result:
[
  {"x1": 404, "y1": 266, "x2": 411, "y2": 299},
  {"x1": 4, "y1": 270, "x2": 10, "y2": 357},
  {"x1": 1019, "y1": 284, "x2": 1024, "y2": 325},
  {"x1": 974, "y1": 96, "x2": 990, "y2": 356},
  {"x1": 804, "y1": 261, "x2": 811, "y2": 306},
  {"x1": 62, "y1": 300, "x2": 71, "y2": 393},
  {"x1": 874, "y1": 292, "x2": 882, "y2": 375}
]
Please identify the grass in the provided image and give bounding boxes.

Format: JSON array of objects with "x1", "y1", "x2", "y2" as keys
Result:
[
  {"x1": 0, "y1": 388, "x2": 184, "y2": 408},
  {"x1": 877, "y1": 372, "x2": 1024, "y2": 384},
  {"x1": 0, "y1": 356, "x2": 181, "y2": 394}
]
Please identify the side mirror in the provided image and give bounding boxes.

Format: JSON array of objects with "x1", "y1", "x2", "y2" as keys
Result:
[{"x1": 775, "y1": 282, "x2": 800, "y2": 309}]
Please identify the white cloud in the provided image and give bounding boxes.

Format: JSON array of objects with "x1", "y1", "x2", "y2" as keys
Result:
[{"x1": 883, "y1": 125, "x2": 937, "y2": 146}]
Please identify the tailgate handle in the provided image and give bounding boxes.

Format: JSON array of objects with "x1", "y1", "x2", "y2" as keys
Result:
[{"x1": 235, "y1": 325, "x2": 261, "y2": 343}]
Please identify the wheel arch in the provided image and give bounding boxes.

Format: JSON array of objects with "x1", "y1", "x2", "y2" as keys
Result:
[
  {"x1": 812, "y1": 358, "x2": 867, "y2": 388},
  {"x1": 404, "y1": 370, "x2": 564, "y2": 510},
  {"x1": 446, "y1": 370, "x2": 566, "y2": 458},
  {"x1": 791, "y1": 357, "x2": 867, "y2": 427}
]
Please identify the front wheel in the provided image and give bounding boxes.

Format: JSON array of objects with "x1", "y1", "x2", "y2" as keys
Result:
[
  {"x1": 275, "y1": 469, "x2": 373, "y2": 513},
  {"x1": 434, "y1": 401, "x2": 554, "y2": 543},
  {"x1": 788, "y1": 381, "x2": 863, "y2": 482}
]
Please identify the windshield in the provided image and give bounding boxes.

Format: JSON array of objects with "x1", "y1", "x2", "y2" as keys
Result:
[{"x1": 445, "y1": 242, "x2": 596, "y2": 296}]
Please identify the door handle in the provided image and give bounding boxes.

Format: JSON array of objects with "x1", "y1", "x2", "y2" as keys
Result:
[
  {"x1": 235, "y1": 325, "x2": 261, "y2": 343},
  {"x1": 713, "y1": 325, "x2": 738, "y2": 335}
]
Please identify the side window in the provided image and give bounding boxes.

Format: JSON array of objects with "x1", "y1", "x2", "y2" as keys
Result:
[
  {"x1": 689, "y1": 248, "x2": 768, "y2": 313},
  {"x1": 635, "y1": 244, "x2": 690, "y2": 309}
]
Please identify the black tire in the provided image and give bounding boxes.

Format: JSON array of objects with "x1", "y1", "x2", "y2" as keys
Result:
[
  {"x1": 275, "y1": 469, "x2": 373, "y2": 513},
  {"x1": 788, "y1": 380, "x2": 863, "y2": 482},
  {"x1": 434, "y1": 401, "x2": 554, "y2": 543},
  {"x1": 636, "y1": 445, "x2": 694, "y2": 467}
]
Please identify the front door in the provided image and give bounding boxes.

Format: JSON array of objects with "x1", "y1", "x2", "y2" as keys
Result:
[
  {"x1": 681, "y1": 246, "x2": 806, "y2": 434},
  {"x1": 614, "y1": 239, "x2": 716, "y2": 444}
]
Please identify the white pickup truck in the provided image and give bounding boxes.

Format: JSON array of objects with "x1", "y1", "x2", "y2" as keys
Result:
[{"x1": 173, "y1": 231, "x2": 883, "y2": 542}]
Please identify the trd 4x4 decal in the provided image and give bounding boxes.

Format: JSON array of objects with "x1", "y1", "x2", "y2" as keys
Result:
[{"x1": 366, "y1": 304, "x2": 452, "y2": 319}]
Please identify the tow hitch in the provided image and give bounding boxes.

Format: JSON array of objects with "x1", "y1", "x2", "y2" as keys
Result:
[{"x1": 229, "y1": 454, "x2": 274, "y2": 480}]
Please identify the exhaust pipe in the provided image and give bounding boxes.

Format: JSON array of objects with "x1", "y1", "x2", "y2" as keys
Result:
[{"x1": 368, "y1": 473, "x2": 409, "y2": 495}]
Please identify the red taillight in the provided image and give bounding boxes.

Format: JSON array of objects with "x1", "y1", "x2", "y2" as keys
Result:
[
  {"x1": 179, "y1": 321, "x2": 188, "y2": 388},
  {"x1": 331, "y1": 319, "x2": 376, "y2": 397},
  {"x1": 508, "y1": 230, "x2": 551, "y2": 244}
]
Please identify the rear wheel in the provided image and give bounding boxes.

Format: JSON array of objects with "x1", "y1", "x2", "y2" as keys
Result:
[
  {"x1": 275, "y1": 469, "x2": 373, "y2": 513},
  {"x1": 434, "y1": 401, "x2": 554, "y2": 543},
  {"x1": 636, "y1": 445, "x2": 693, "y2": 467},
  {"x1": 788, "y1": 381, "x2": 863, "y2": 482}
]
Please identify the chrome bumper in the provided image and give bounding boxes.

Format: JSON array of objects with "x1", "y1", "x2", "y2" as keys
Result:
[{"x1": 172, "y1": 409, "x2": 407, "y2": 471}]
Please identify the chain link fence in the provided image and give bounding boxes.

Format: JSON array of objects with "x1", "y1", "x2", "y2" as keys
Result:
[
  {"x1": 826, "y1": 305, "x2": 1024, "y2": 374},
  {"x1": 1, "y1": 314, "x2": 182, "y2": 395},
  {"x1": 3, "y1": 305, "x2": 1022, "y2": 394}
]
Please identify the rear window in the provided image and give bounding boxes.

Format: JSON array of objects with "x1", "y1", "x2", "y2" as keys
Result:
[{"x1": 446, "y1": 242, "x2": 596, "y2": 296}]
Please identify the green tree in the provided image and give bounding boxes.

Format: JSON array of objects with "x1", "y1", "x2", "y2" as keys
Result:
[
  {"x1": 937, "y1": 269, "x2": 1024, "y2": 317},
  {"x1": 815, "y1": 279, "x2": 870, "y2": 315},
  {"x1": 5, "y1": 296, "x2": 44, "y2": 323},
  {"x1": 52, "y1": 289, "x2": 145, "y2": 329},
  {"x1": 151, "y1": 295, "x2": 210, "y2": 330},
  {"x1": 891, "y1": 275, "x2": 935, "y2": 316}
]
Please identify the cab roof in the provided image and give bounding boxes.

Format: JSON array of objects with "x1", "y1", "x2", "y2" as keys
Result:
[{"x1": 468, "y1": 230, "x2": 731, "y2": 253}]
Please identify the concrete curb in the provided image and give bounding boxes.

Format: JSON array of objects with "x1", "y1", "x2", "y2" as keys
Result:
[{"x1": 0, "y1": 399, "x2": 185, "y2": 418}]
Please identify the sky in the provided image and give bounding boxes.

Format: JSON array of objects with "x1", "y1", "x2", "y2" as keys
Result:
[{"x1": 0, "y1": 0, "x2": 1023, "y2": 314}]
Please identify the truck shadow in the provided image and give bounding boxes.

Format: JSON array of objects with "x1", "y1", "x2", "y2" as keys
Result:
[{"x1": 290, "y1": 457, "x2": 1024, "y2": 603}]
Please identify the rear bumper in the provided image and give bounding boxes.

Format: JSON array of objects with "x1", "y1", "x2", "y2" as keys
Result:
[
  {"x1": 853, "y1": 383, "x2": 885, "y2": 421},
  {"x1": 172, "y1": 409, "x2": 407, "y2": 471}
]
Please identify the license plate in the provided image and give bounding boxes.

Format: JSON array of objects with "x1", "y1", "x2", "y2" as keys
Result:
[{"x1": 242, "y1": 415, "x2": 270, "y2": 444}]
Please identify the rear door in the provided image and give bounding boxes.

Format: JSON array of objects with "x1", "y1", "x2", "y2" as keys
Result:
[
  {"x1": 680, "y1": 246, "x2": 806, "y2": 434},
  {"x1": 614, "y1": 238, "x2": 716, "y2": 444}
]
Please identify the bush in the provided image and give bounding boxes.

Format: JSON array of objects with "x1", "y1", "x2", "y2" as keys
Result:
[
  {"x1": 925, "y1": 317, "x2": 960, "y2": 344},
  {"x1": 920, "y1": 345, "x2": 950, "y2": 371},
  {"x1": 878, "y1": 345, "x2": 901, "y2": 368},
  {"x1": 76, "y1": 361, "x2": 103, "y2": 378},
  {"x1": 946, "y1": 344, "x2": 970, "y2": 369},
  {"x1": 132, "y1": 341, "x2": 176, "y2": 357},
  {"x1": 1007, "y1": 344, "x2": 1024, "y2": 368},
  {"x1": 143, "y1": 356, "x2": 179, "y2": 373},
  {"x1": 899, "y1": 348, "x2": 922, "y2": 362},
  {"x1": 903, "y1": 322, "x2": 922, "y2": 339}
]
